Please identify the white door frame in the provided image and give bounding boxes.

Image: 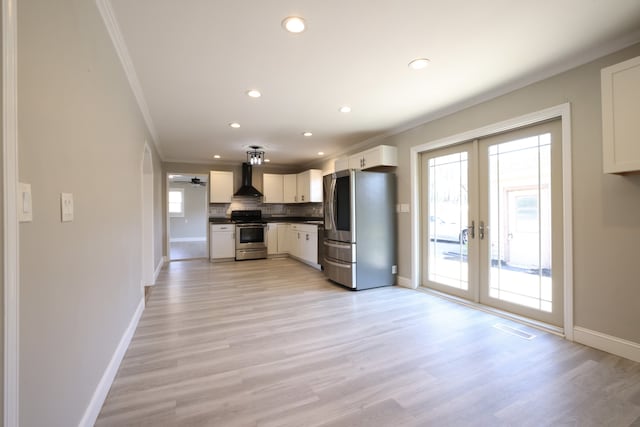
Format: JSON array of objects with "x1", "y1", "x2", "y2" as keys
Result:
[
  {"x1": 3, "y1": 0, "x2": 19, "y2": 424},
  {"x1": 410, "y1": 103, "x2": 574, "y2": 340},
  {"x1": 141, "y1": 143, "x2": 154, "y2": 286}
]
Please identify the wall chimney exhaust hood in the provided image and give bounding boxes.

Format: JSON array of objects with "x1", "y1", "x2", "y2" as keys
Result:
[{"x1": 233, "y1": 163, "x2": 263, "y2": 197}]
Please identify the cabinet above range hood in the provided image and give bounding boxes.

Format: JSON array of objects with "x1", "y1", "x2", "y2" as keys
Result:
[{"x1": 233, "y1": 163, "x2": 263, "y2": 197}]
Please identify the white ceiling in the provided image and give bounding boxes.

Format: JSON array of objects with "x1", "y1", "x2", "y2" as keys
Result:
[{"x1": 108, "y1": 0, "x2": 640, "y2": 166}]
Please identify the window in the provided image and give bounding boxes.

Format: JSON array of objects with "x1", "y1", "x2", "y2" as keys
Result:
[{"x1": 168, "y1": 188, "x2": 184, "y2": 217}]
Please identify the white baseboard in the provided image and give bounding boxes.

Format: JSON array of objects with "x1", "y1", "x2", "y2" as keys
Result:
[
  {"x1": 396, "y1": 275, "x2": 414, "y2": 289},
  {"x1": 573, "y1": 326, "x2": 640, "y2": 363},
  {"x1": 152, "y1": 257, "x2": 164, "y2": 283},
  {"x1": 79, "y1": 297, "x2": 145, "y2": 427},
  {"x1": 169, "y1": 237, "x2": 206, "y2": 243}
]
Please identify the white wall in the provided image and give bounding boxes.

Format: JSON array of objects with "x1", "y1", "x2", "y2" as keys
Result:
[
  {"x1": 324, "y1": 43, "x2": 640, "y2": 346},
  {"x1": 17, "y1": 0, "x2": 162, "y2": 425}
]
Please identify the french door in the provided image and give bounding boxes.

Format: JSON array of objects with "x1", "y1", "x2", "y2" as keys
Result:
[{"x1": 421, "y1": 120, "x2": 563, "y2": 326}]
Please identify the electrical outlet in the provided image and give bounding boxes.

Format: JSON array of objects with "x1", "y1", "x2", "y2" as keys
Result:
[{"x1": 392, "y1": 265, "x2": 397, "y2": 274}]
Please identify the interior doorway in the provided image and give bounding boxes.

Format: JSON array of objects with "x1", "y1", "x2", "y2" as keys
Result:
[{"x1": 167, "y1": 173, "x2": 209, "y2": 260}]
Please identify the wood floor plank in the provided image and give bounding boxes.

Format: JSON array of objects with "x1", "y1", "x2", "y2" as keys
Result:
[{"x1": 96, "y1": 258, "x2": 640, "y2": 426}]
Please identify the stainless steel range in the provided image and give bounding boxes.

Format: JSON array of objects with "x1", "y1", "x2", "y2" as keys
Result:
[{"x1": 231, "y1": 210, "x2": 267, "y2": 261}]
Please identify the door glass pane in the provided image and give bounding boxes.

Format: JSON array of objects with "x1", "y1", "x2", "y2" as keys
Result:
[
  {"x1": 335, "y1": 176, "x2": 351, "y2": 231},
  {"x1": 488, "y1": 134, "x2": 552, "y2": 311},
  {"x1": 427, "y1": 152, "x2": 469, "y2": 290}
]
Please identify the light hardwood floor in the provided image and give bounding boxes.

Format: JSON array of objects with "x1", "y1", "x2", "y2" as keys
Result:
[
  {"x1": 169, "y1": 241, "x2": 208, "y2": 260},
  {"x1": 96, "y1": 258, "x2": 640, "y2": 426}
]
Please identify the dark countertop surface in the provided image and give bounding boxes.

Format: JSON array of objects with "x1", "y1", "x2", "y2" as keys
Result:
[
  {"x1": 209, "y1": 218, "x2": 234, "y2": 224},
  {"x1": 209, "y1": 216, "x2": 323, "y2": 225}
]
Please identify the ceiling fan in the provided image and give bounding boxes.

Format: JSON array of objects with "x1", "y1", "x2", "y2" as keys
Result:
[{"x1": 190, "y1": 177, "x2": 206, "y2": 187}]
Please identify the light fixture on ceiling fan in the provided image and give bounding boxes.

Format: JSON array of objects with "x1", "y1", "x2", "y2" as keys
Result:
[{"x1": 247, "y1": 145, "x2": 265, "y2": 165}]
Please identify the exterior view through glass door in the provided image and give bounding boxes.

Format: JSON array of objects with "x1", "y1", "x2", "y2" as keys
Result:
[{"x1": 422, "y1": 120, "x2": 563, "y2": 326}]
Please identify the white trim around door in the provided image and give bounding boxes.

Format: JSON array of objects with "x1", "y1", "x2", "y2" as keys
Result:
[
  {"x1": 410, "y1": 103, "x2": 573, "y2": 339},
  {"x1": 3, "y1": 0, "x2": 19, "y2": 425}
]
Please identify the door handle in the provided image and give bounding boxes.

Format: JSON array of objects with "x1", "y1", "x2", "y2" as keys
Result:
[
  {"x1": 479, "y1": 221, "x2": 485, "y2": 240},
  {"x1": 468, "y1": 220, "x2": 475, "y2": 239}
]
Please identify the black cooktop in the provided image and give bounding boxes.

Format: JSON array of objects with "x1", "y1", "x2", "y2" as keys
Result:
[{"x1": 230, "y1": 210, "x2": 266, "y2": 224}]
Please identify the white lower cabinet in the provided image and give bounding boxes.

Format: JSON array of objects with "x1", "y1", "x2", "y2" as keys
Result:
[
  {"x1": 287, "y1": 223, "x2": 318, "y2": 267},
  {"x1": 210, "y1": 224, "x2": 235, "y2": 260},
  {"x1": 277, "y1": 223, "x2": 289, "y2": 254},
  {"x1": 267, "y1": 222, "x2": 319, "y2": 267},
  {"x1": 267, "y1": 223, "x2": 288, "y2": 255}
]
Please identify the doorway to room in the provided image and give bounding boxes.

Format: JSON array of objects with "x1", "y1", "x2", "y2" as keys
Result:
[
  {"x1": 420, "y1": 119, "x2": 564, "y2": 327},
  {"x1": 167, "y1": 173, "x2": 209, "y2": 260}
]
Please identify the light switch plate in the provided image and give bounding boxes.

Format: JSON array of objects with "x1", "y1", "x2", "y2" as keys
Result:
[
  {"x1": 19, "y1": 182, "x2": 33, "y2": 222},
  {"x1": 61, "y1": 193, "x2": 74, "y2": 222}
]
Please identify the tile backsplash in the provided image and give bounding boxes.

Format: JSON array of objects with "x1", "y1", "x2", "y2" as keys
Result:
[{"x1": 209, "y1": 200, "x2": 322, "y2": 218}]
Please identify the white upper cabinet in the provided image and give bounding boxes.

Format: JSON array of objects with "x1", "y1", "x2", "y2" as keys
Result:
[
  {"x1": 263, "y1": 173, "x2": 284, "y2": 203},
  {"x1": 334, "y1": 157, "x2": 349, "y2": 172},
  {"x1": 283, "y1": 174, "x2": 297, "y2": 203},
  {"x1": 339, "y1": 145, "x2": 398, "y2": 171},
  {"x1": 260, "y1": 171, "x2": 322, "y2": 203},
  {"x1": 209, "y1": 170, "x2": 234, "y2": 203},
  {"x1": 601, "y1": 55, "x2": 640, "y2": 174},
  {"x1": 296, "y1": 169, "x2": 323, "y2": 203}
]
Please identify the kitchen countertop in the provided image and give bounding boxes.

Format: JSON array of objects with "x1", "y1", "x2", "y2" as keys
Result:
[
  {"x1": 209, "y1": 218, "x2": 234, "y2": 224},
  {"x1": 209, "y1": 216, "x2": 323, "y2": 225}
]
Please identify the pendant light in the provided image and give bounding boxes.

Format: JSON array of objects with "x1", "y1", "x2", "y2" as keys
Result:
[{"x1": 247, "y1": 145, "x2": 265, "y2": 165}]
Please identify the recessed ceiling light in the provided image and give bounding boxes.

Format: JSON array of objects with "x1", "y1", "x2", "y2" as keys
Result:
[
  {"x1": 408, "y1": 58, "x2": 431, "y2": 70},
  {"x1": 303, "y1": 131, "x2": 313, "y2": 137},
  {"x1": 339, "y1": 106, "x2": 351, "y2": 113},
  {"x1": 264, "y1": 158, "x2": 271, "y2": 163},
  {"x1": 317, "y1": 152, "x2": 324, "y2": 156},
  {"x1": 247, "y1": 90, "x2": 261, "y2": 98},
  {"x1": 214, "y1": 155, "x2": 221, "y2": 159},
  {"x1": 229, "y1": 122, "x2": 240, "y2": 128},
  {"x1": 282, "y1": 16, "x2": 306, "y2": 33}
]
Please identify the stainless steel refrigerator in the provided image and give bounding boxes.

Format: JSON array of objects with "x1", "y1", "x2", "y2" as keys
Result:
[{"x1": 323, "y1": 169, "x2": 397, "y2": 290}]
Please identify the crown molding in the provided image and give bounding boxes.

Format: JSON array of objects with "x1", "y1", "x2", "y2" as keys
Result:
[{"x1": 95, "y1": 0, "x2": 164, "y2": 160}]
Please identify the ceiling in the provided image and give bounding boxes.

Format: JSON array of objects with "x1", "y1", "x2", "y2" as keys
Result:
[{"x1": 108, "y1": 0, "x2": 640, "y2": 166}]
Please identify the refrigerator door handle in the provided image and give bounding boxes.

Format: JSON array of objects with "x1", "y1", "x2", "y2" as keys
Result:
[
  {"x1": 323, "y1": 258, "x2": 351, "y2": 269},
  {"x1": 323, "y1": 240, "x2": 351, "y2": 249},
  {"x1": 331, "y1": 178, "x2": 338, "y2": 232}
]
